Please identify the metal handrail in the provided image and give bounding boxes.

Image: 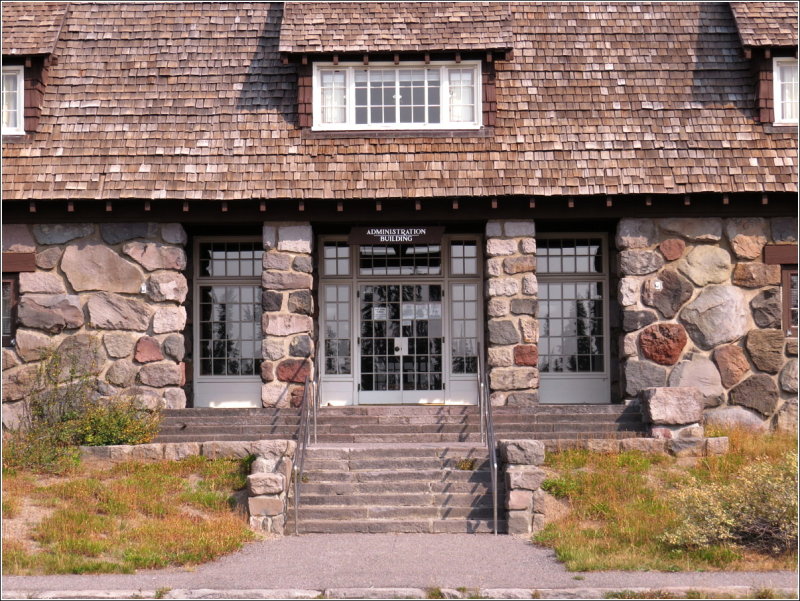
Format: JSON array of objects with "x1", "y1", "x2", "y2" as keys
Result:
[
  {"x1": 292, "y1": 374, "x2": 312, "y2": 535},
  {"x1": 477, "y1": 343, "x2": 499, "y2": 535}
]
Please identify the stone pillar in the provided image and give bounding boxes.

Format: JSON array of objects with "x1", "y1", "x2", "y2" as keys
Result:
[
  {"x1": 260, "y1": 222, "x2": 314, "y2": 408},
  {"x1": 485, "y1": 220, "x2": 538, "y2": 406}
]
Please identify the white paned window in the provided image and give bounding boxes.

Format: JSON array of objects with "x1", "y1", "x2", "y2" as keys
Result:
[
  {"x1": 774, "y1": 58, "x2": 799, "y2": 124},
  {"x1": 2, "y1": 66, "x2": 24, "y2": 135},
  {"x1": 313, "y1": 61, "x2": 481, "y2": 130}
]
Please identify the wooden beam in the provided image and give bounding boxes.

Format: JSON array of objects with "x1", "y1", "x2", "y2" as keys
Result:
[
  {"x1": 567, "y1": 197, "x2": 575, "y2": 209},
  {"x1": 105, "y1": 201, "x2": 113, "y2": 212},
  {"x1": 2, "y1": 252, "x2": 36, "y2": 272},
  {"x1": 259, "y1": 200, "x2": 266, "y2": 212},
  {"x1": 67, "y1": 201, "x2": 74, "y2": 213},
  {"x1": 762, "y1": 193, "x2": 769, "y2": 205},
  {"x1": 744, "y1": 48, "x2": 752, "y2": 59},
  {"x1": 491, "y1": 198, "x2": 498, "y2": 209},
  {"x1": 529, "y1": 198, "x2": 536, "y2": 209},
  {"x1": 455, "y1": 52, "x2": 461, "y2": 64},
  {"x1": 221, "y1": 201, "x2": 228, "y2": 212},
  {"x1": 424, "y1": 52, "x2": 430, "y2": 64},
  {"x1": 684, "y1": 195, "x2": 691, "y2": 206},
  {"x1": 182, "y1": 201, "x2": 190, "y2": 212},
  {"x1": 376, "y1": 200, "x2": 382, "y2": 212},
  {"x1": 606, "y1": 196, "x2": 613, "y2": 208},
  {"x1": 722, "y1": 194, "x2": 730, "y2": 205},
  {"x1": 337, "y1": 201, "x2": 344, "y2": 212},
  {"x1": 764, "y1": 48, "x2": 771, "y2": 59},
  {"x1": 301, "y1": 54, "x2": 308, "y2": 65},
  {"x1": 332, "y1": 54, "x2": 339, "y2": 66},
  {"x1": 144, "y1": 201, "x2": 151, "y2": 212},
  {"x1": 281, "y1": 54, "x2": 289, "y2": 65},
  {"x1": 764, "y1": 244, "x2": 797, "y2": 265},
  {"x1": 415, "y1": 200, "x2": 422, "y2": 211},
  {"x1": 486, "y1": 51, "x2": 493, "y2": 63},
  {"x1": 645, "y1": 196, "x2": 652, "y2": 207},
  {"x1": 363, "y1": 54, "x2": 369, "y2": 65},
  {"x1": 298, "y1": 200, "x2": 305, "y2": 212},
  {"x1": 393, "y1": 53, "x2": 400, "y2": 65},
  {"x1": 28, "y1": 201, "x2": 36, "y2": 213},
  {"x1": 452, "y1": 199, "x2": 459, "y2": 210}
]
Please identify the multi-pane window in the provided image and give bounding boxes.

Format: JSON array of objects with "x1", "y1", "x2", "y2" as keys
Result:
[
  {"x1": 359, "y1": 244, "x2": 441, "y2": 276},
  {"x1": 450, "y1": 240, "x2": 478, "y2": 275},
  {"x1": 324, "y1": 284, "x2": 352, "y2": 375},
  {"x1": 2, "y1": 66, "x2": 24, "y2": 135},
  {"x1": 323, "y1": 242, "x2": 350, "y2": 276},
  {"x1": 313, "y1": 62, "x2": 481, "y2": 130},
  {"x1": 197, "y1": 242, "x2": 263, "y2": 377},
  {"x1": 2, "y1": 276, "x2": 18, "y2": 347},
  {"x1": 538, "y1": 237, "x2": 607, "y2": 374},
  {"x1": 451, "y1": 283, "x2": 478, "y2": 374},
  {"x1": 784, "y1": 268, "x2": 798, "y2": 337},
  {"x1": 774, "y1": 58, "x2": 799, "y2": 124},
  {"x1": 198, "y1": 286, "x2": 262, "y2": 376}
]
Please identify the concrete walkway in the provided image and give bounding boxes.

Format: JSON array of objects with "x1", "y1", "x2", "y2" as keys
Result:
[{"x1": 3, "y1": 534, "x2": 798, "y2": 598}]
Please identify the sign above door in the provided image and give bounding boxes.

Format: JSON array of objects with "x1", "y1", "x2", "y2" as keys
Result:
[{"x1": 349, "y1": 226, "x2": 445, "y2": 245}]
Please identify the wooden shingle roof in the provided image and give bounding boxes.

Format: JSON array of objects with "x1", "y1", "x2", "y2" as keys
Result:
[
  {"x1": 279, "y1": 1, "x2": 513, "y2": 54},
  {"x1": 1, "y1": 2, "x2": 68, "y2": 56},
  {"x1": 730, "y1": 1, "x2": 798, "y2": 47},
  {"x1": 2, "y1": 2, "x2": 797, "y2": 201}
]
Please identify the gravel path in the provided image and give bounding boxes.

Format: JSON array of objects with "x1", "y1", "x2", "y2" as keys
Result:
[{"x1": 4, "y1": 534, "x2": 797, "y2": 594}]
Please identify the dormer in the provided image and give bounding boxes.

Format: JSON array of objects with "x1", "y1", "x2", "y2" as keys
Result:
[
  {"x1": 277, "y1": 1, "x2": 513, "y2": 131},
  {"x1": 1, "y1": 2, "x2": 68, "y2": 137},
  {"x1": 730, "y1": 1, "x2": 798, "y2": 126}
]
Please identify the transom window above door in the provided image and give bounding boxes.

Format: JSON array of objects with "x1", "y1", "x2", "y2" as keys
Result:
[{"x1": 313, "y1": 62, "x2": 482, "y2": 130}]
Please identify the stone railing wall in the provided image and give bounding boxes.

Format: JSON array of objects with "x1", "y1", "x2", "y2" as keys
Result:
[
  {"x1": 485, "y1": 220, "x2": 539, "y2": 406},
  {"x1": 616, "y1": 217, "x2": 797, "y2": 433},
  {"x1": 498, "y1": 440, "x2": 547, "y2": 535},
  {"x1": 2, "y1": 223, "x2": 188, "y2": 429},
  {"x1": 260, "y1": 222, "x2": 314, "y2": 408},
  {"x1": 81, "y1": 439, "x2": 296, "y2": 535}
]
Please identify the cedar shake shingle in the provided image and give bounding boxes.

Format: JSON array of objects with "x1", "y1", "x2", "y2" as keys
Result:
[
  {"x1": 279, "y1": 1, "x2": 513, "y2": 54},
  {"x1": 1, "y1": 2, "x2": 797, "y2": 201},
  {"x1": 1, "y1": 2, "x2": 68, "y2": 56},
  {"x1": 730, "y1": 1, "x2": 798, "y2": 47}
]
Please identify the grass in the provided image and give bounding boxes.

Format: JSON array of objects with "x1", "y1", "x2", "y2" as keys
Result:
[
  {"x1": 604, "y1": 589, "x2": 796, "y2": 599},
  {"x1": 534, "y1": 428, "x2": 797, "y2": 572},
  {"x1": 2, "y1": 456, "x2": 255, "y2": 575}
]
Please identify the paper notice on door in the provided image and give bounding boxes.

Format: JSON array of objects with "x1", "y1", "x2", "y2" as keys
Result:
[
  {"x1": 415, "y1": 303, "x2": 429, "y2": 319},
  {"x1": 372, "y1": 306, "x2": 387, "y2": 321},
  {"x1": 429, "y1": 303, "x2": 442, "y2": 318},
  {"x1": 401, "y1": 304, "x2": 415, "y2": 319}
]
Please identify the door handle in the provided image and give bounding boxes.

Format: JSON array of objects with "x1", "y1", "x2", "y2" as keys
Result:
[{"x1": 394, "y1": 346, "x2": 401, "y2": 352}]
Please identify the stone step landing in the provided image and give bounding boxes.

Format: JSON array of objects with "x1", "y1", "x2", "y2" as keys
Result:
[{"x1": 288, "y1": 444, "x2": 507, "y2": 534}]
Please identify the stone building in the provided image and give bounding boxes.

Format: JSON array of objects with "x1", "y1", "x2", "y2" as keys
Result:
[{"x1": 2, "y1": 2, "x2": 798, "y2": 434}]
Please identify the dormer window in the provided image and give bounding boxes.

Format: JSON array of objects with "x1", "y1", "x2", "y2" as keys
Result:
[
  {"x1": 773, "y1": 58, "x2": 798, "y2": 124},
  {"x1": 312, "y1": 61, "x2": 482, "y2": 131},
  {"x1": 2, "y1": 65, "x2": 25, "y2": 135}
]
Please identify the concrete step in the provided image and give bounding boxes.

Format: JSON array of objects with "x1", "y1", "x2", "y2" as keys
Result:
[
  {"x1": 293, "y1": 505, "x2": 497, "y2": 520},
  {"x1": 285, "y1": 518, "x2": 507, "y2": 534},
  {"x1": 299, "y1": 481, "x2": 502, "y2": 495},
  {"x1": 302, "y1": 468, "x2": 497, "y2": 484},
  {"x1": 298, "y1": 492, "x2": 499, "y2": 507}
]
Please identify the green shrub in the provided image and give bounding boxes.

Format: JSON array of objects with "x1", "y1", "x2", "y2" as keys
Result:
[
  {"x1": 70, "y1": 397, "x2": 161, "y2": 446},
  {"x1": 541, "y1": 475, "x2": 580, "y2": 499},
  {"x1": 2, "y1": 338, "x2": 162, "y2": 474},
  {"x1": 661, "y1": 451, "x2": 797, "y2": 555}
]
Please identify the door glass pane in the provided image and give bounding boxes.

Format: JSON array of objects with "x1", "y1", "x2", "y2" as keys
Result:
[
  {"x1": 324, "y1": 285, "x2": 351, "y2": 374},
  {"x1": 451, "y1": 283, "x2": 478, "y2": 373},
  {"x1": 198, "y1": 285, "x2": 262, "y2": 376}
]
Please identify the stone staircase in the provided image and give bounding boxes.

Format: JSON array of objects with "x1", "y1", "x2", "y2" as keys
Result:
[
  {"x1": 286, "y1": 444, "x2": 506, "y2": 534},
  {"x1": 154, "y1": 404, "x2": 647, "y2": 445}
]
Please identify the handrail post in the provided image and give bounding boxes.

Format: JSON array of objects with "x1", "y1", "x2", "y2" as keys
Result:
[
  {"x1": 292, "y1": 375, "x2": 312, "y2": 535},
  {"x1": 477, "y1": 342, "x2": 498, "y2": 535}
]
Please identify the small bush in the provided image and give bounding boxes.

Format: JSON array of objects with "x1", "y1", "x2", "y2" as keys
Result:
[
  {"x1": 541, "y1": 475, "x2": 580, "y2": 499},
  {"x1": 69, "y1": 397, "x2": 161, "y2": 446},
  {"x1": 662, "y1": 451, "x2": 797, "y2": 555}
]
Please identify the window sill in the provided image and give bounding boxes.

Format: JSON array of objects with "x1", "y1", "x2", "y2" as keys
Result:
[
  {"x1": 764, "y1": 122, "x2": 798, "y2": 132},
  {"x1": 304, "y1": 127, "x2": 494, "y2": 140}
]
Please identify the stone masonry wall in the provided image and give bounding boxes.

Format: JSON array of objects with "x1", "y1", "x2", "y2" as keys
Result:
[
  {"x1": 485, "y1": 220, "x2": 539, "y2": 406},
  {"x1": 2, "y1": 223, "x2": 188, "y2": 429},
  {"x1": 260, "y1": 222, "x2": 315, "y2": 408},
  {"x1": 616, "y1": 217, "x2": 797, "y2": 433}
]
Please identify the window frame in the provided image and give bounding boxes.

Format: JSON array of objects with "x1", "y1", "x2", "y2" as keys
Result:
[
  {"x1": 2, "y1": 274, "x2": 19, "y2": 348},
  {"x1": 2, "y1": 65, "x2": 25, "y2": 136},
  {"x1": 773, "y1": 57, "x2": 798, "y2": 125},
  {"x1": 311, "y1": 60, "x2": 483, "y2": 131},
  {"x1": 782, "y1": 266, "x2": 798, "y2": 338}
]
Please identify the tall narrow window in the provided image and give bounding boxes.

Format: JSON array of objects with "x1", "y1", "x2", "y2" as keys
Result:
[
  {"x1": 314, "y1": 62, "x2": 481, "y2": 130},
  {"x1": 2, "y1": 66, "x2": 24, "y2": 135},
  {"x1": 774, "y1": 58, "x2": 799, "y2": 124},
  {"x1": 2, "y1": 275, "x2": 18, "y2": 347}
]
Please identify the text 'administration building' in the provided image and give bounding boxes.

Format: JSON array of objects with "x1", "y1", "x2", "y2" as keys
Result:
[{"x1": 2, "y1": 2, "x2": 797, "y2": 433}]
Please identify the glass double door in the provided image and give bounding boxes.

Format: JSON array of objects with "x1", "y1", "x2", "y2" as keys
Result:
[{"x1": 359, "y1": 283, "x2": 444, "y2": 404}]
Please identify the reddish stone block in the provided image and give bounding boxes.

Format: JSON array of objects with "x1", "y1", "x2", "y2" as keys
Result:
[
  {"x1": 276, "y1": 359, "x2": 311, "y2": 383},
  {"x1": 659, "y1": 238, "x2": 686, "y2": 261},
  {"x1": 514, "y1": 345, "x2": 538, "y2": 366},
  {"x1": 134, "y1": 336, "x2": 164, "y2": 363},
  {"x1": 639, "y1": 323, "x2": 688, "y2": 365}
]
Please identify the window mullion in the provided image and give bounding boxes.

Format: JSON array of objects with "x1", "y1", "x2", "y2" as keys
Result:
[
  {"x1": 441, "y1": 66, "x2": 449, "y2": 126},
  {"x1": 346, "y1": 67, "x2": 354, "y2": 127},
  {"x1": 394, "y1": 68, "x2": 400, "y2": 126}
]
